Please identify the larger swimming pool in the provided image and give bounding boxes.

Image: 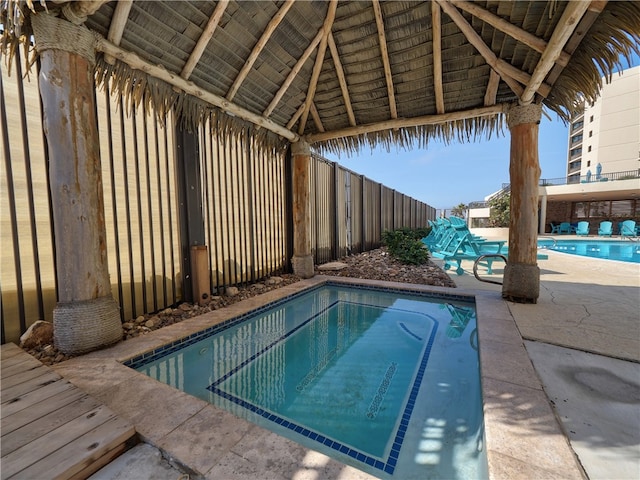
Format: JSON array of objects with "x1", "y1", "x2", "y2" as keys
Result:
[
  {"x1": 126, "y1": 284, "x2": 487, "y2": 479},
  {"x1": 538, "y1": 239, "x2": 640, "y2": 263}
]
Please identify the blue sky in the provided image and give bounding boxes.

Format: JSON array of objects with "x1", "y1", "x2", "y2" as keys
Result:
[{"x1": 324, "y1": 54, "x2": 639, "y2": 210}]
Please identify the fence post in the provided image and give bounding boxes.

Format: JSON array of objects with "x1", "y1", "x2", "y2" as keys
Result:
[{"x1": 175, "y1": 124, "x2": 207, "y2": 302}]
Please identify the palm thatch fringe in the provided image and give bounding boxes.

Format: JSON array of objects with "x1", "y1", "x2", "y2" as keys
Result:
[
  {"x1": 94, "y1": 56, "x2": 288, "y2": 152},
  {"x1": 544, "y1": 1, "x2": 640, "y2": 121},
  {"x1": 314, "y1": 113, "x2": 506, "y2": 157}
]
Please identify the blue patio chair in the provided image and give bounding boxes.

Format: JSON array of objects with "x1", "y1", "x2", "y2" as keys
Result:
[
  {"x1": 620, "y1": 220, "x2": 637, "y2": 237},
  {"x1": 550, "y1": 222, "x2": 561, "y2": 234},
  {"x1": 598, "y1": 221, "x2": 613, "y2": 237},
  {"x1": 575, "y1": 221, "x2": 589, "y2": 236},
  {"x1": 558, "y1": 222, "x2": 572, "y2": 234}
]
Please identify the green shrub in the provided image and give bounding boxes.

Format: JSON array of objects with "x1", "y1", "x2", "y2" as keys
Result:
[{"x1": 381, "y1": 228, "x2": 430, "y2": 265}]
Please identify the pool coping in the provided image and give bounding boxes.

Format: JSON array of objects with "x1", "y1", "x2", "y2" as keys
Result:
[{"x1": 52, "y1": 276, "x2": 586, "y2": 479}]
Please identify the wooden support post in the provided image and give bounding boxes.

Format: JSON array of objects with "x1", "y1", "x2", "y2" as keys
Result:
[
  {"x1": 32, "y1": 14, "x2": 122, "y2": 354},
  {"x1": 502, "y1": 104, "x2": 542, "y2": 303},
  {"x1": 290, "y1": 141, "x2": 315, "y2": 278}
]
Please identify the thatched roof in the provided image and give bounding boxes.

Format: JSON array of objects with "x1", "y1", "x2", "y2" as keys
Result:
[{"x1": 2, "y1": 1, "x2": 639, "y2": 154}]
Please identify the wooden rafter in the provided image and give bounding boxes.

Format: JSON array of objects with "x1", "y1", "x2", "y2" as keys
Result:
[
  {"x1": 104, "y1": 0, "x2": 133, "y2": 65},
  {"x1": 297, "y1": 0, "x2": 338, "y2": 135},
  {"x1": 307, "y1": 104, "x2": 506, "y2": 143},
  {"x1": 95, "y1": 36, "x2": 299, "y2": 142},
  {"x1": 287, "y1": 103, "x2": 306, "y2": 130},
  {"x1": 310, "y1": 102, "x2": 325, "y2": 132},
  {"x1": 545, "y1": 1, "x2": 608, "y2": 87},
  {"x1": 520, "y1": 1, "x2": 590, "y2": 105},
  {"x1": 226, "y1": 0, "x2": 295, "y2": 101},
  {"x1": 436, "y1": 0, "x2": 551, "y2": 98},
  {"x1": 455, "y1": 0, "x2": 571, "y2": 67},
  {"x1": 431, "y1": 1, "x2": 445, "y2": 114},
  {"x1": 181, "y1": 0, "x2": 229, "y2": 80},
  {"x1": 484, "y1": 69, "x2": 500, "y2": 106},
  {"x1": 328, "y1": 32, "x2": 356, "y2": 127},
  {"x1": 372, "y1": 0, "x2": 397, "y2": 119},
  {"x1": 263, "y1": 29, "x2": 323, "y2": 118}
]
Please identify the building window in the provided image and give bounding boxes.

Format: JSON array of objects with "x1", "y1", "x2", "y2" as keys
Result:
[
  {"x1": 588, "y1": 146, "x2": 592, "y2": 152},
  {"x1": 571, "y1": 134, "x2": 583, "y2": 144},
  {"x1": 590, "y1": 115, "x2": 594, "y2": 122},
  {"x1": 587, "y1": 160, "x2": 591, "y2": 167},
  {"x1": 589, "y1": 130, "x2": 592, "y2": 137},
  {"x1": 570, "y1": 147, "x2": 582, "y2": 158}
]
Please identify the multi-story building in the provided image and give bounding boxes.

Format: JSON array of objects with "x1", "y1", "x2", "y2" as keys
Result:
[
  {"x1": 567, "y1": 65, "x2": 639, "y2": 183},
  {"x1": 469, "y1": 65, "x2": 639, "y2": 234}
]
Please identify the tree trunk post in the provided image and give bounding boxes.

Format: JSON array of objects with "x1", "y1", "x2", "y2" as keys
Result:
[
  {"x1": 33, "y1": 14, "x2": 122, "y2": 354},
  {"x1": 502, "y1": 103, "x2": 542, "y2": 303},
  {"x1": 290, "y1": 141, "x2": 315, "y2": 278}
]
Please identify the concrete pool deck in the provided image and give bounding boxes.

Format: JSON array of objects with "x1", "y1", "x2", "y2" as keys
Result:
[{"x1": 53, "y1": 238, "x2": 639, "y2": 480}]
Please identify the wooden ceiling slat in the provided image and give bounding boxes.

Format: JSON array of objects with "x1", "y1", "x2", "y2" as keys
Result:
[{"x1": 484, "y1": 69, "x2": 501, "y2": 106}]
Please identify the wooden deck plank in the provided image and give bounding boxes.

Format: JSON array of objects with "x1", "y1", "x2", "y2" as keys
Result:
[
  {"x1": 1, "y1": 369, "x2": 61, "y2": 403},
  {"x1": 1, "y1": 355, "x2": 43, "y2": 378},
  {"x1": 8, "y1": 416, "x2": 136, "y2": 480},
  {"x1": 0, "y1": 364, "x2": 57, "y2": 391},
  {"x1": 1, "y1": 388, "x2": 88, "y2": 436},
  {"x1": 2, "y1": 394, "x2": 102, "y2": 456},
  {"x1": 0, "y1": 344, "x2": 137, "y2": 480},
  {"x1": 2, "y1": 404, "x2": 127, "y2": 479},
  {"x1": 1, "y1": 343, "x2": 24, "y2": 360},
  {"x1": 1, "y1": 378, "x2": 75, "y2": 416}
]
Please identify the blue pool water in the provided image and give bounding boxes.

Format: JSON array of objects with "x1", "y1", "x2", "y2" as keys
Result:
[
  {"x1": 538, "y1": 239, "x2": 640, "y2": 263},
  {"x1": 126, "y1": 284, "x2": 487, "y2": 479}
]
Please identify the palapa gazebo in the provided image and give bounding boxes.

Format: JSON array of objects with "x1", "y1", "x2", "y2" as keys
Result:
[{"x1": 2, "y1": 0, "x2": 638, "y2": 353}]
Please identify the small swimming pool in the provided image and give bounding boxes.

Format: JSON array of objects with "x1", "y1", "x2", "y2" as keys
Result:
[
  {"x1": 126, "y1": 283, "x2": 487, "y2": 479},
  {"x1": 538, "y1": 239, "x2": 640, "y2": 263}
]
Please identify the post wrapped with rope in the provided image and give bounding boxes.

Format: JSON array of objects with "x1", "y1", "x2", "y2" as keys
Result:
[{"x1": 33, "y1": 12, "x2": 123, "y2": 354}]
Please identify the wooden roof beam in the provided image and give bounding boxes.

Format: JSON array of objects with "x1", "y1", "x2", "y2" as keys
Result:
[
  {"x1": 372, "y1": 0, "x2": 398, "y2": 119},
  {"x1": 545, "y1": 1, "x2": 608, "y2": 87},
  {"x1": 226, "y1": 0, "x2": 295, "y2": 101},
  {"x1": 436, "y1": 0, "x2": 550, "y2": 98},
  {"x1": 455, "y1": 0, "x2": 571, "y2": 67},
  {"x1": 484, "y1": 69, "x2": 500, "y2": 106},
  {"x1": 104, "y1": 0, "x2": 133, "y2": 65},
  {"x1": 310, "y1": 102, "x2": 325, "y2": 133},
  {"x1": 263, "y1": 29, "x2": 323, "y2": 118},
  {"x1": 520, "y1": 1, "x2": 590, "y2": 105},
  {"x1": 297, "y1": 0, "x2": 338, "y2": 135},
  {"x1": 306, "y1": 104, "x2": 507, "y2": 144},
  {"x1": 95, "y1": 36, "x2": 299, "y2": 142},
  {"x1": 431, "y1": 1, "x2": 445, "y2": 114},
  {"x1": 328, "y1": 32, "x2": 356, "y2": 127},
  {"x1": 181, "y1": 0, "x2": 229, "y2": 80}
]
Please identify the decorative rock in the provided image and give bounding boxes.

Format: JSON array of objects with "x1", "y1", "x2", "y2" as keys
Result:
[
  {"x1": 265, "y1": 276, "x2": 283, "y2": 285},
  {"x1": 135, "y1": 315, "x2": 146, "y2": 325},
  {"x1": 317, "y1": 262, "x2": 348, "y2": 271},
  {"x1": 122, "y1": 322, "x2": 134, "y2": 330},
  {"x1": 20, "y1": 321, "x2": 54, "y2": 349},
  {"x1": 179, "y1": 303, "x2": 192, "y2": 311},
  {"x1": 145, "y1": 319, "x2": 156, "y2": 328},
  {"x1": 253, "y1": 283, "x2": 265, "y2": 290},
  {"x1": 225, "y1": 286, "x2": 239, "y2": 296}
]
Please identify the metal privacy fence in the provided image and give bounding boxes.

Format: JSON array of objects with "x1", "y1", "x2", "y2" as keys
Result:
[{"x1": 1, "y1": 51, "x2": 435, "y2": 344}]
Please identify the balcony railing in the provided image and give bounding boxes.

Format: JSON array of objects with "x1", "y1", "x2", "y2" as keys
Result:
[{"x1": 470, "y1": 169, "x2": 640, "y2": 208}]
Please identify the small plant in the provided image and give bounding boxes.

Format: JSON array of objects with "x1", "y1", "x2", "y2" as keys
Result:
[{"x1": 381, "y1": 227, "x2": 430, "y2": 265}]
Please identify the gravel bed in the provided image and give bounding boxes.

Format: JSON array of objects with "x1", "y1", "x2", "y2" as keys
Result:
[{"x1": 23, "y1": 248, "x2": 454, "y2": 364}]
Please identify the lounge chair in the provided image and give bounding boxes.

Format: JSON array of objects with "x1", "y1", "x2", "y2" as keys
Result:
[
  {"x1": 550, "y1": 222, "x2": 561, "y2": 234},
  {"x1": 431, "y1": 232, "x2": 507, "y2": 275},
  {"x1": 575, "y1": 221, "x2": 589, "y2": 236},
  {"x1": 598, "y1": 221, "x2": 613, "y2": 237},
  {"x1": 620, "y1": 220, "x2": 637, "y2": 237}
]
